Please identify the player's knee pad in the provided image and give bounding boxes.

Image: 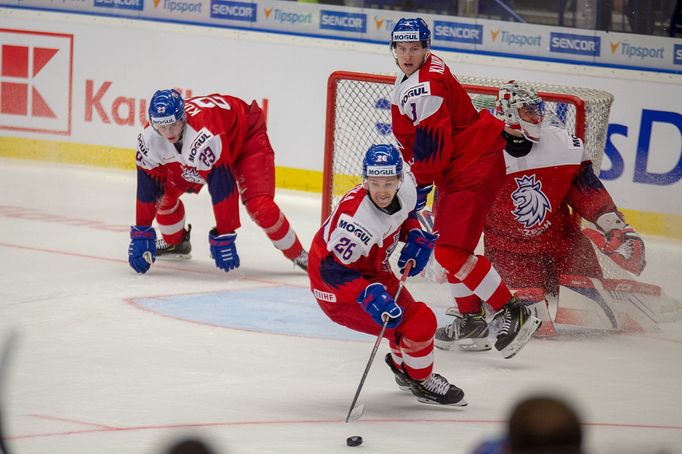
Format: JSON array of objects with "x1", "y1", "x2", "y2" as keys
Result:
[
  {"x1": 434, "y1": 245, "x2": 477, "y2": 280},
  {"x1": 244, "y1": 195, "x2": 280, "y2": 228},
  {"x1": 400, "y1": 301, "x2": 437, "y2": 343}
]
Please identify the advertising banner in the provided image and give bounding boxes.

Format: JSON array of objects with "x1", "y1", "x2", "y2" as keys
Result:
[
  {"x1": 0, "y1": 5, "x2": 680, "y2": 227},
  {"x1": 3, "y1": 1, "x2": 681, "y2": 72}
]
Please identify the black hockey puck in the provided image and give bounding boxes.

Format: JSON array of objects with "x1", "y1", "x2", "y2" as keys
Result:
[{"x1": 346, "y1": 435, "x2": 363, "y2": 447}]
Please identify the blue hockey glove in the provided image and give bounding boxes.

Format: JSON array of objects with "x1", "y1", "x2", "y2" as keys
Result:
[
  {"x1": 397, "y1": 229, "x2": 438, "y2": 277},
  {"x1": 415, "y1": 184, "x2": 433, "y2": 211},
  {"x1": 357, "y1": 283, "x2": 403, "y2": 328},
  {"x1": 209, "y1": 228, "x2": 240, "y2": 272},
  {"x1": 129, "y1": 225, "x2": 156, "y2": 274}
]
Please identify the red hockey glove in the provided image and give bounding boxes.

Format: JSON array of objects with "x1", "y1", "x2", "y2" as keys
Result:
[{"x1": 583, "y1": 212, "x2": 646, "y2": 276}]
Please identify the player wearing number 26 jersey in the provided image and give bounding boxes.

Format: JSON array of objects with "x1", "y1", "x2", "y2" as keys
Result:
[
  {"x1": 308, "y1": 144, "x2": 466, "y2": 406},
  {"x1": 128, "y1": 90, "x2": 307, "y2": 274}
]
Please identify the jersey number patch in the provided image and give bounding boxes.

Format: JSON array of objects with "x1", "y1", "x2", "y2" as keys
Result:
[
  {"x1": 334, "y1": 237, "x2": 357, "y2": 261},
  {"x1": 187, "y1": 95, "x2": 232, "y2": 115}
]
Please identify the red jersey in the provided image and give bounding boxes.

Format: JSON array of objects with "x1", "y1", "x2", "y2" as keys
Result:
[
  {"x1": 135, "y1": 94, "x2": 252, "y2": 228},
  {"x1": 390, "y1": 53, "x2": 505, "y2": 190},
  {"x1": 308, "y1": 173, "x2": 419, "y2": 303},
  {"x1": 484, "y1": 125, "x2": 617, "y2": 254}
]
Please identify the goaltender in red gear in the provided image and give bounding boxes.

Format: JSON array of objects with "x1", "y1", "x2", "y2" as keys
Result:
[
  {"x1": 389, "y1": 18, "x2": 540, "y2": 358},
  {"x1": 485, "y1": 81, "x2": 646, "y2": 296},
  {"x1": 128, "y1": 89, "x2": 307, "y2": 274},
  {"x1": 308, "y1": 144, "x2": 466, "y2": 406}
]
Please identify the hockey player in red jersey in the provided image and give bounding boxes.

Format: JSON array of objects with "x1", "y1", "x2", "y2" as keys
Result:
[
  {"x1": 128, "y1": 89, "x2": 308, "y2": 274},
  {"x1": 308, "y1": 144, "x2": 466, "y2": 406},
  {"x1": 479, "y1": 81, "x2": 646, "y2": 324},
  {"x1": 389, "y1": 18, "x2": 540, "y2": 358}
]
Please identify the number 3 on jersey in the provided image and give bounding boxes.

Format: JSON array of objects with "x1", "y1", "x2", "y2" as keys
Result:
[{"x1": 334, "y1": 237, "x2": 357, "y2": 261}]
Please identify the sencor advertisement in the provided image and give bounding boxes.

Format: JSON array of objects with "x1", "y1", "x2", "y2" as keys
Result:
[
  {"x1": 3, "y1": 0, "x2": 680, "y2": 72},
  {"x1": 0, "y1": 2, "x2": 680, "y2": 233}
]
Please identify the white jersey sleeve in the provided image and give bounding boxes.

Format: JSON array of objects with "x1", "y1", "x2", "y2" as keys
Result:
[
  {"x1": 323, "y1": 173, "x2": 417, "y2": 267},
  {"x1": 136, "y1": 126, "x2": 183, "y2": 170},
  {"x1": 392, "y1": 74, "x2": 443, "y2": 127},
  {"x1": 180, "y1": 123, "x2": 224, "y2": 172},
  {"x1": 326, "y1": 212, "x2": 377, "y2": 265}
]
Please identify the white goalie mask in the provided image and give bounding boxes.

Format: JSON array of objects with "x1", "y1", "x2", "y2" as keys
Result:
[{"x1": 496, "y1": 81, "x2": 544, "y2": 142}]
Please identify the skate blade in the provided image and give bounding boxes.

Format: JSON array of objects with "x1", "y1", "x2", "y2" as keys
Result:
[
  {"x1": 416, "y1": 396, "x2": 468, "y2": 407},
  {"x1": 435, "y1": 339, "x2": 492, "y2": 352},
  {"x1": 497, "y1": 316, "x2": 541, "y2": 359},
  {"x1": 458, "y1": 342, "x2": 492, "y2": 352},
  {"x1": 156, "y1": 253, "x2": 192, "y2": 261}
]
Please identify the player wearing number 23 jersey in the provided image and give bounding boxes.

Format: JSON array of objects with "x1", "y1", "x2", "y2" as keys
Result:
[{"x1": 129, "y1": 90, "x2": 307, "y2": 274}]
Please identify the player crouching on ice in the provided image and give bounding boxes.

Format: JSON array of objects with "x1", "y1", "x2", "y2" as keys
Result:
[
  {"x1": 128, "y1": 89, "x2": 308, "y2": 274},
  {"x1": 308, "y1": 144, "x2": 465, "y2": 406},
  {"x1": 475, "y1": 81, "x2": 646, "y2": 336}
]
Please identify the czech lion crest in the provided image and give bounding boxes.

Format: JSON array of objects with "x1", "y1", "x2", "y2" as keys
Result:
[{"x1": 511, "y1": 174, "x2": 551, "y2": 229}]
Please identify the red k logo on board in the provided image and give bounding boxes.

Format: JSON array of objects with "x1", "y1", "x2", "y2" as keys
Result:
[{"x1": 0, "y1": 29, "x2": 73, "y2": 135}]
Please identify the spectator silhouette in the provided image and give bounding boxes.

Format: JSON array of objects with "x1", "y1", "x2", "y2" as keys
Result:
[
  {"x1": 508, "y1": 395, "x2": 582, "y2": 453},
  {"x1": 163, "y1": 437, "x2": 217, "y2": 454},
  {"x1": 473, "y1": 394, "x2": 583, "y2": 454}
]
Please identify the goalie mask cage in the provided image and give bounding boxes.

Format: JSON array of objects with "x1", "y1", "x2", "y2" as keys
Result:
[{"x1": 322, "y1": 70, "x2": 614, "y2": 222}]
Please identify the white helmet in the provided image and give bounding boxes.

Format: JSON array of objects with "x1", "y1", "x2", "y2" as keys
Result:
[{"x1": 496, "y1": 80, "x2": 544, "y2": 142}]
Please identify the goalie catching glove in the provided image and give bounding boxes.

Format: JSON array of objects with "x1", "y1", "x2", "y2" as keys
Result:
[
  {"x1": 583, "y1": 212, "x2": 646, "y2": 276},
  {"x1": 398, "y1": 229, "x2": 438, "y2": 277},
  {"x1": 357, "y1": 283, "x2": 403, "y2": 328}
]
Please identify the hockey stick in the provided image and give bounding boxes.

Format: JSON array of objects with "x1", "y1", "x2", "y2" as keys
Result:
[
  {"x1": 345, "y1": 261, "x2": 413, "y2": 423},
  {"x1": 0, "y1": 330, "x2": 19, "y2": 454}
]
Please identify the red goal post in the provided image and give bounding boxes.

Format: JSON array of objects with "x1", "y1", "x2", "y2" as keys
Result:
[{"x1": 322, "y1": 70, "x2": 614, "y2": 222}]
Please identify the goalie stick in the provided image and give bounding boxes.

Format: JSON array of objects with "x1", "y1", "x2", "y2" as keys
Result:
[{"x1": 345, "y1": 261, "x2": 413, "y2": 423}]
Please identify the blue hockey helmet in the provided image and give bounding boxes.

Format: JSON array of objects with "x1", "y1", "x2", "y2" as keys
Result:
[
  {"x1": 148, "y1": 89, "x2": 185, "y2": 128},
  {"x1": 362, "y1": 144, "x2": 403, "y2": 179},
  {"x1": 390, "y1": 18, "x2": 431, "y2": 49}
]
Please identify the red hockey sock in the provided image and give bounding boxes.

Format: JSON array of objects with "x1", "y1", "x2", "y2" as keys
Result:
[
  {"x1": 245, "y1": 195, "x2": 303, "y2": 260},
  {"x1": 446, "y1": 278, "x2": 481, "y2": 314},
  {"x1": 156, "y1": 197, "x2": 187, "y2": 245},
  {"x1": 435, "y1": 245, "x2": 512, "y2": 311},
  {"x1": 393, "y1": 302, "x2": 436, "y2": 381}
]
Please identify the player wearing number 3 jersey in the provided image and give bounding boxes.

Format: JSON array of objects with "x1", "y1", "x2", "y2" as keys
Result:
[
  {"x1": 128, "y1": 89, "x2": 308, "y2": 274},
  {"x1": 389, "y1": 18, "x2": 540, "y2": 358},
  {"x1": 308, "y1": 144, "x2": 466, "y2": 406}
]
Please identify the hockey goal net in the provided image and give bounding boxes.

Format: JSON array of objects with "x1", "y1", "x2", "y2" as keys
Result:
[
  {"x1": 322, "y1": 71, "x2": 621, "y2": 306},
  {"x1": 322, "y1": 70, "x2": 614, "y2": 222}
]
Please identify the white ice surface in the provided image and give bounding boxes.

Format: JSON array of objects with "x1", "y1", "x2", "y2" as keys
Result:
[{"x1": 0, "y1": 158, "x2": 681, "y2": 454}]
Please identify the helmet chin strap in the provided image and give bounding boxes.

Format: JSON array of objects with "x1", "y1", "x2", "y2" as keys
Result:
[{"x1": 519, "y1": 118, "x2": 541, "y2": 143}]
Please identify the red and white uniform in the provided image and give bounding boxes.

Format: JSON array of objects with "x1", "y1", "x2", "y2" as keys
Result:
[
  {"x1": 308, "y1": 172, "x2": 436, "y2": 380},
  {"x1": 391, "y1": 53, "x2": 512, "y2": 315},
  {"x1": 485, "y1": 124, "x2": 618, "y2": 294},
  {"x1": 135, "y1": 93, "x2": 303, "y2": 260}
]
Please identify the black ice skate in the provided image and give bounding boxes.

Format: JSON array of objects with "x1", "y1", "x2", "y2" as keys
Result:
[
  {"x1": 435, "y1": 309, "x2": 492, "y2": 352},
  {"x1": 493, "y1": 297, "x2": 541, "y2": 359},
  {"x1": 404, "y1": 371, "x2": 467, "y2": 406},
  {"x1": 292, "y1": 250, "x2": 308, "y2": 272},
  {"x1": 156, "y1": 224, "x2": 192, "y2": 260},
  {"x1": 384, "y1": 353, "x2": 410, "y2": 391}
]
